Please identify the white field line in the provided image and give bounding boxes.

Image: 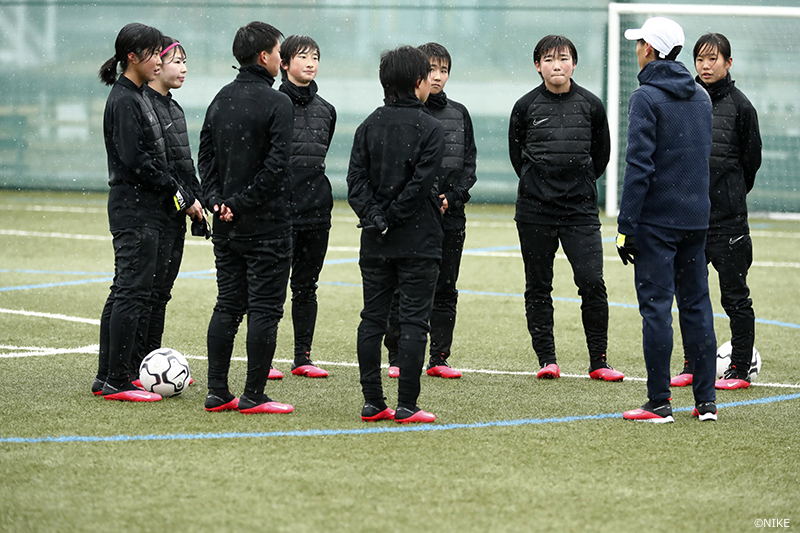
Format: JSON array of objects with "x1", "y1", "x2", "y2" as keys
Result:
[
  {"x1": 1, "y1": 346, "x2": 797, "y2": 389},
  {"x1": 0, "y1": 307, "x2": 100, "y2": 325}
]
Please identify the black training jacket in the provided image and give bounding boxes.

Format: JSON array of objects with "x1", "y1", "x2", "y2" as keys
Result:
[
  {"x1": 199, "y1": 65, "x2": 294, "y2": 240},
  {"x1": 347, "y1": 97, "x2": 445, "y2": 259},
  {"x1": 103, "y1": 76, "x2": 181, "y2": 231},
  {"x1": 508, "y1": 81, "x2": 610, "y2": 225},
  {"x1": 278, "y1": 79, "x2": 337, "y2": 229},
  {"x1": 425, "y1": 91, "x2": 477, "y2": 231},
  {"x1": 697, "y1": 73, "x2": 762, "y2": 235},
  {"x1": 145, "y1": 85, "x2": 200, "y2": 220}
]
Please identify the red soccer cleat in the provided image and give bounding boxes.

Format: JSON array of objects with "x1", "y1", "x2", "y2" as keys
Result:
[
  {"x1": 715, "y1": 378, "x2": 750, "y2": 390},
  {"x1": 103, "y1": 383, "x2": 162, "y2": 402},
  {"x1": 239, "y1": 401, "x2": 294, "y2": 414},
  {"x1": 268, "y1": 366, "x2": 284, "y2": 380},
  {"x1": 361, "y1": 405, "x2": 396, "y2": 422},
  {"x1": 589, "y1": 365, "x2": 625, "y2": 382},
  {"x1": 395, "y1": 407, "x2": 436, "y2": 424},
  {"x1": 131, "y1": 379, "x2": 143, "y2": 389},
  {"x1": 670, "y1": 373, "x2": 693, "y2": 387},
  {"x1": 427, "y1": 364, "x2": 462, "y2": 379},
  {"x1": 205, "y1": 393, "x2": 240, "y2": 412},
  {"x1": 623, "y1": 400, "x2": 673, "y2": 423},
  {"x1": 291, "y1": 364, "x2": 328, "y2": 378},
  {"x1": 536, "y1": 363, "x2": 560, "y2": 379}
]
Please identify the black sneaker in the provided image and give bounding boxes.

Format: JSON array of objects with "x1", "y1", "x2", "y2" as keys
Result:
[
  {"x1": 692, "y1": 401, "x2": 718, "y2": 421},
  {"x1": 623, "y1": 400, "x2": 674, "y2": 423}
]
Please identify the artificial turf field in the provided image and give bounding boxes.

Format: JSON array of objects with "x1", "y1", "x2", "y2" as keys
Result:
[{"x1": 1, "y1": 189, "x2": 799, "y2": 532}]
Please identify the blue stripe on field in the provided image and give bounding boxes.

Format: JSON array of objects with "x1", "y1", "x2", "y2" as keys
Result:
[{"x1": 2, "y1": 393, "x2": 798, "y2": 444}]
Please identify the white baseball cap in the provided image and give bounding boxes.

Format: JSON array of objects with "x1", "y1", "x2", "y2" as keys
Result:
[{"x1": 624, "y1": 17, "x2": 685, "y2": 59}]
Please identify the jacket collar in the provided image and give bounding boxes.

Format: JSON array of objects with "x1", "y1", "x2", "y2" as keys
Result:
[
  {"x1": 280, "y1": 78, "x2": 317, "y2": 104},
  {"x1": 426, "y1": 91, "x2": 448, "y2": 110},
  {"x1": 236, "y1": 64, "x2": 276, "y2": 87},
  {"x1": 696, "y1": 72, "x2": 734, "y2": 100}
]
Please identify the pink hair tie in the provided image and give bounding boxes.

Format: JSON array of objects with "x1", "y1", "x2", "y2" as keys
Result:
[{"x1": 160, "y1": 42, "x2": 181, "y2": 57}]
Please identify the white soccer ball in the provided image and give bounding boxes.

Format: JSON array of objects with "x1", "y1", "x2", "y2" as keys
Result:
[
  {"x1": 715, "y1": 341, "x2": 761, "y2": 381},
  {"x1": 139, "y1": 348, "x2": 191, "y2": 397}
]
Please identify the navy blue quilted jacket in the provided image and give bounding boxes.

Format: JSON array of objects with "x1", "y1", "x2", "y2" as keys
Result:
[{"x1": 617, "y1": 60, "x2": 713, "y2": 235}]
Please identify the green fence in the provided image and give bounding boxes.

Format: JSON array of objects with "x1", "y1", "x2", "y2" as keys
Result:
[{"x1": 1, "y1": 0, "x2": 798, "y2": 212}]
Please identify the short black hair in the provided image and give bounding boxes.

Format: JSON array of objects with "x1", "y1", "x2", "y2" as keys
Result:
[
  {"x1": 694, "y1": 32, "x2": 731, "y2": 62},
  {"x1": 533, "y1": 35, "x2": 578, "y2": 66},
  {"x1": 418, "y1": 42, "x2": 451, "y2": 72},
  {"x1": 379, "y1": 45, "x2": 430, "y2": 102},
  {"x1": 280, "y1": 35, "x2": 320, "y2": 79},
  {"x1": 232, "y1": 21, "x2": 283, "y2": 66}
]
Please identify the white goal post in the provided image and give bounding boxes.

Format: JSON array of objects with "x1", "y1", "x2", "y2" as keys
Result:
[{"x1": 605, "y1": 3, "x2": 800, "y2": 217}]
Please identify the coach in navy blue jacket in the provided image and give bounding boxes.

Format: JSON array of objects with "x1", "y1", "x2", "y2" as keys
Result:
[{"x1": 616, "y1": 17, "x2": 718, "y2": 423}]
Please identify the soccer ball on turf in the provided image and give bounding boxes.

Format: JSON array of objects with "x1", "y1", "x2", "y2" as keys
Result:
[
  {"x1": 715, "y1": 341, "x2": 761, "y2": 381},
  {"x1": 139, "y1": 348, "x2": 191, "y2": 397}
]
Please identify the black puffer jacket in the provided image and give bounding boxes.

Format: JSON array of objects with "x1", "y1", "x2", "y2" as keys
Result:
[
  {"x1": 425, "y1": 91, "x2": 477, "y2": 231},
  {"x1": 103, "y1": 76, "x2": 182, "y2": 231},
  {"x1": 697, "y1": 73, "x2": 761, "y2": 235},
  {"x1": 199, "y1": 65, "x2": 293, "y2": 241},
  {"x1": 278, "y1": 79, "x2": 337, "y2": 229},
  {"x1": 508, "y1": 81, "x2": 610, "y2": 225},
  {"x1": 145, "y1": 85, "x2": 200, "y2": 222}
]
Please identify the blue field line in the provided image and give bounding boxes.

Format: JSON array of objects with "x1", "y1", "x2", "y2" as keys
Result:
[
  {"x1": 2, "y1": 392, "x2": 798, "y2": 445},
  {"x1": 2, "y1": 263, "x2": 799, "y2": 330}
]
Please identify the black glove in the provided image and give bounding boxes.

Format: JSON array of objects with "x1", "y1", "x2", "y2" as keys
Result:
[
  {"x1": 616, "y1": 233, "x2": 638, "y2": 265},
  {"x1": 357, "y1": 211, "x2": 388, "y2": 236},
  {"x1": 191, "y1": 216, "x2": 211, "y2": 239}
]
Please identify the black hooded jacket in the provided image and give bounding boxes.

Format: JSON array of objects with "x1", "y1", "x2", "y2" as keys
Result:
[
  {"x1": 278, "y1": 79, "x2": 337, "y2": 229},
  {"x1": 697, "y1": 73, "x2": 762, "y2": 235},
  {"x1": 199, "y1": 65, "x2": 294, "y2": 240}
]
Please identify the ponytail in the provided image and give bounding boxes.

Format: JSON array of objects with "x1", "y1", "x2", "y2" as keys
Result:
[{"x1": 98, "y1": 56, "x2": 121, "y2": 85}]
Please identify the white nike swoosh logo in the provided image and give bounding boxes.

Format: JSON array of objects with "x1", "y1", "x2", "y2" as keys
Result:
[
  {"x1": 533, "y1": 118, "x2": 549, "y2": 126},
  {"x1": 164, "y1": 123, "x2": 173, "y2": 130},
  {"x1": 729, "y1": 235, "x2": 745, "y2": 245}
]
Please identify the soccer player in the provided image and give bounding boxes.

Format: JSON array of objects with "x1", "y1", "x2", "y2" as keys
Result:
[
  {"x1": 347, "y1": 45, "x2": 445, "y2": 423},
  {"x1": 278, "y1": 34, "x2": 337, "y2": 379},
  {"x1": 671, "y1": 32, "x2": 762, "y2": 391},
  {"x1": 94, "y1": 23, "x2": 199, "y2": 402},
  {"x1": 508, "y1": 35, "x2": 623, "y2": 382},
  {"x1": 199, "y1": 21, "x2": 295, "y2": 414}
]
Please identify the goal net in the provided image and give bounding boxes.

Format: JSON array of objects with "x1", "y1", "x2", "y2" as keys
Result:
[{"x1": 605, "y1": 3, "x2": 800, "y2": 217}]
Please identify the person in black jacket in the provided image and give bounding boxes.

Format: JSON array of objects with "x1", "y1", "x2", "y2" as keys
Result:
[
  {"x1": 93, "y1": 23, "x2": 200, "y2": 402},
  {"x1": 277, "y1": 35, "x2": 337, "y2": 380},
  {"x1": 671, "y1": 33, "x2": 762, "y2": 391},
  {"x1": 508, "y1": 35, "x2": 624, "y2": 382},
  {"x1": 199, "y1": 21, "x2": 295, "y2": 415},
  {"x1": 135, "y1": 36, "x2": 206, "y2": 378},
  {"x1": 384, "y1": 42, "x2": 477, "y2": 380},
  {"x1": 347, "y1": 45, "x2": 445, "y2": 424}
]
